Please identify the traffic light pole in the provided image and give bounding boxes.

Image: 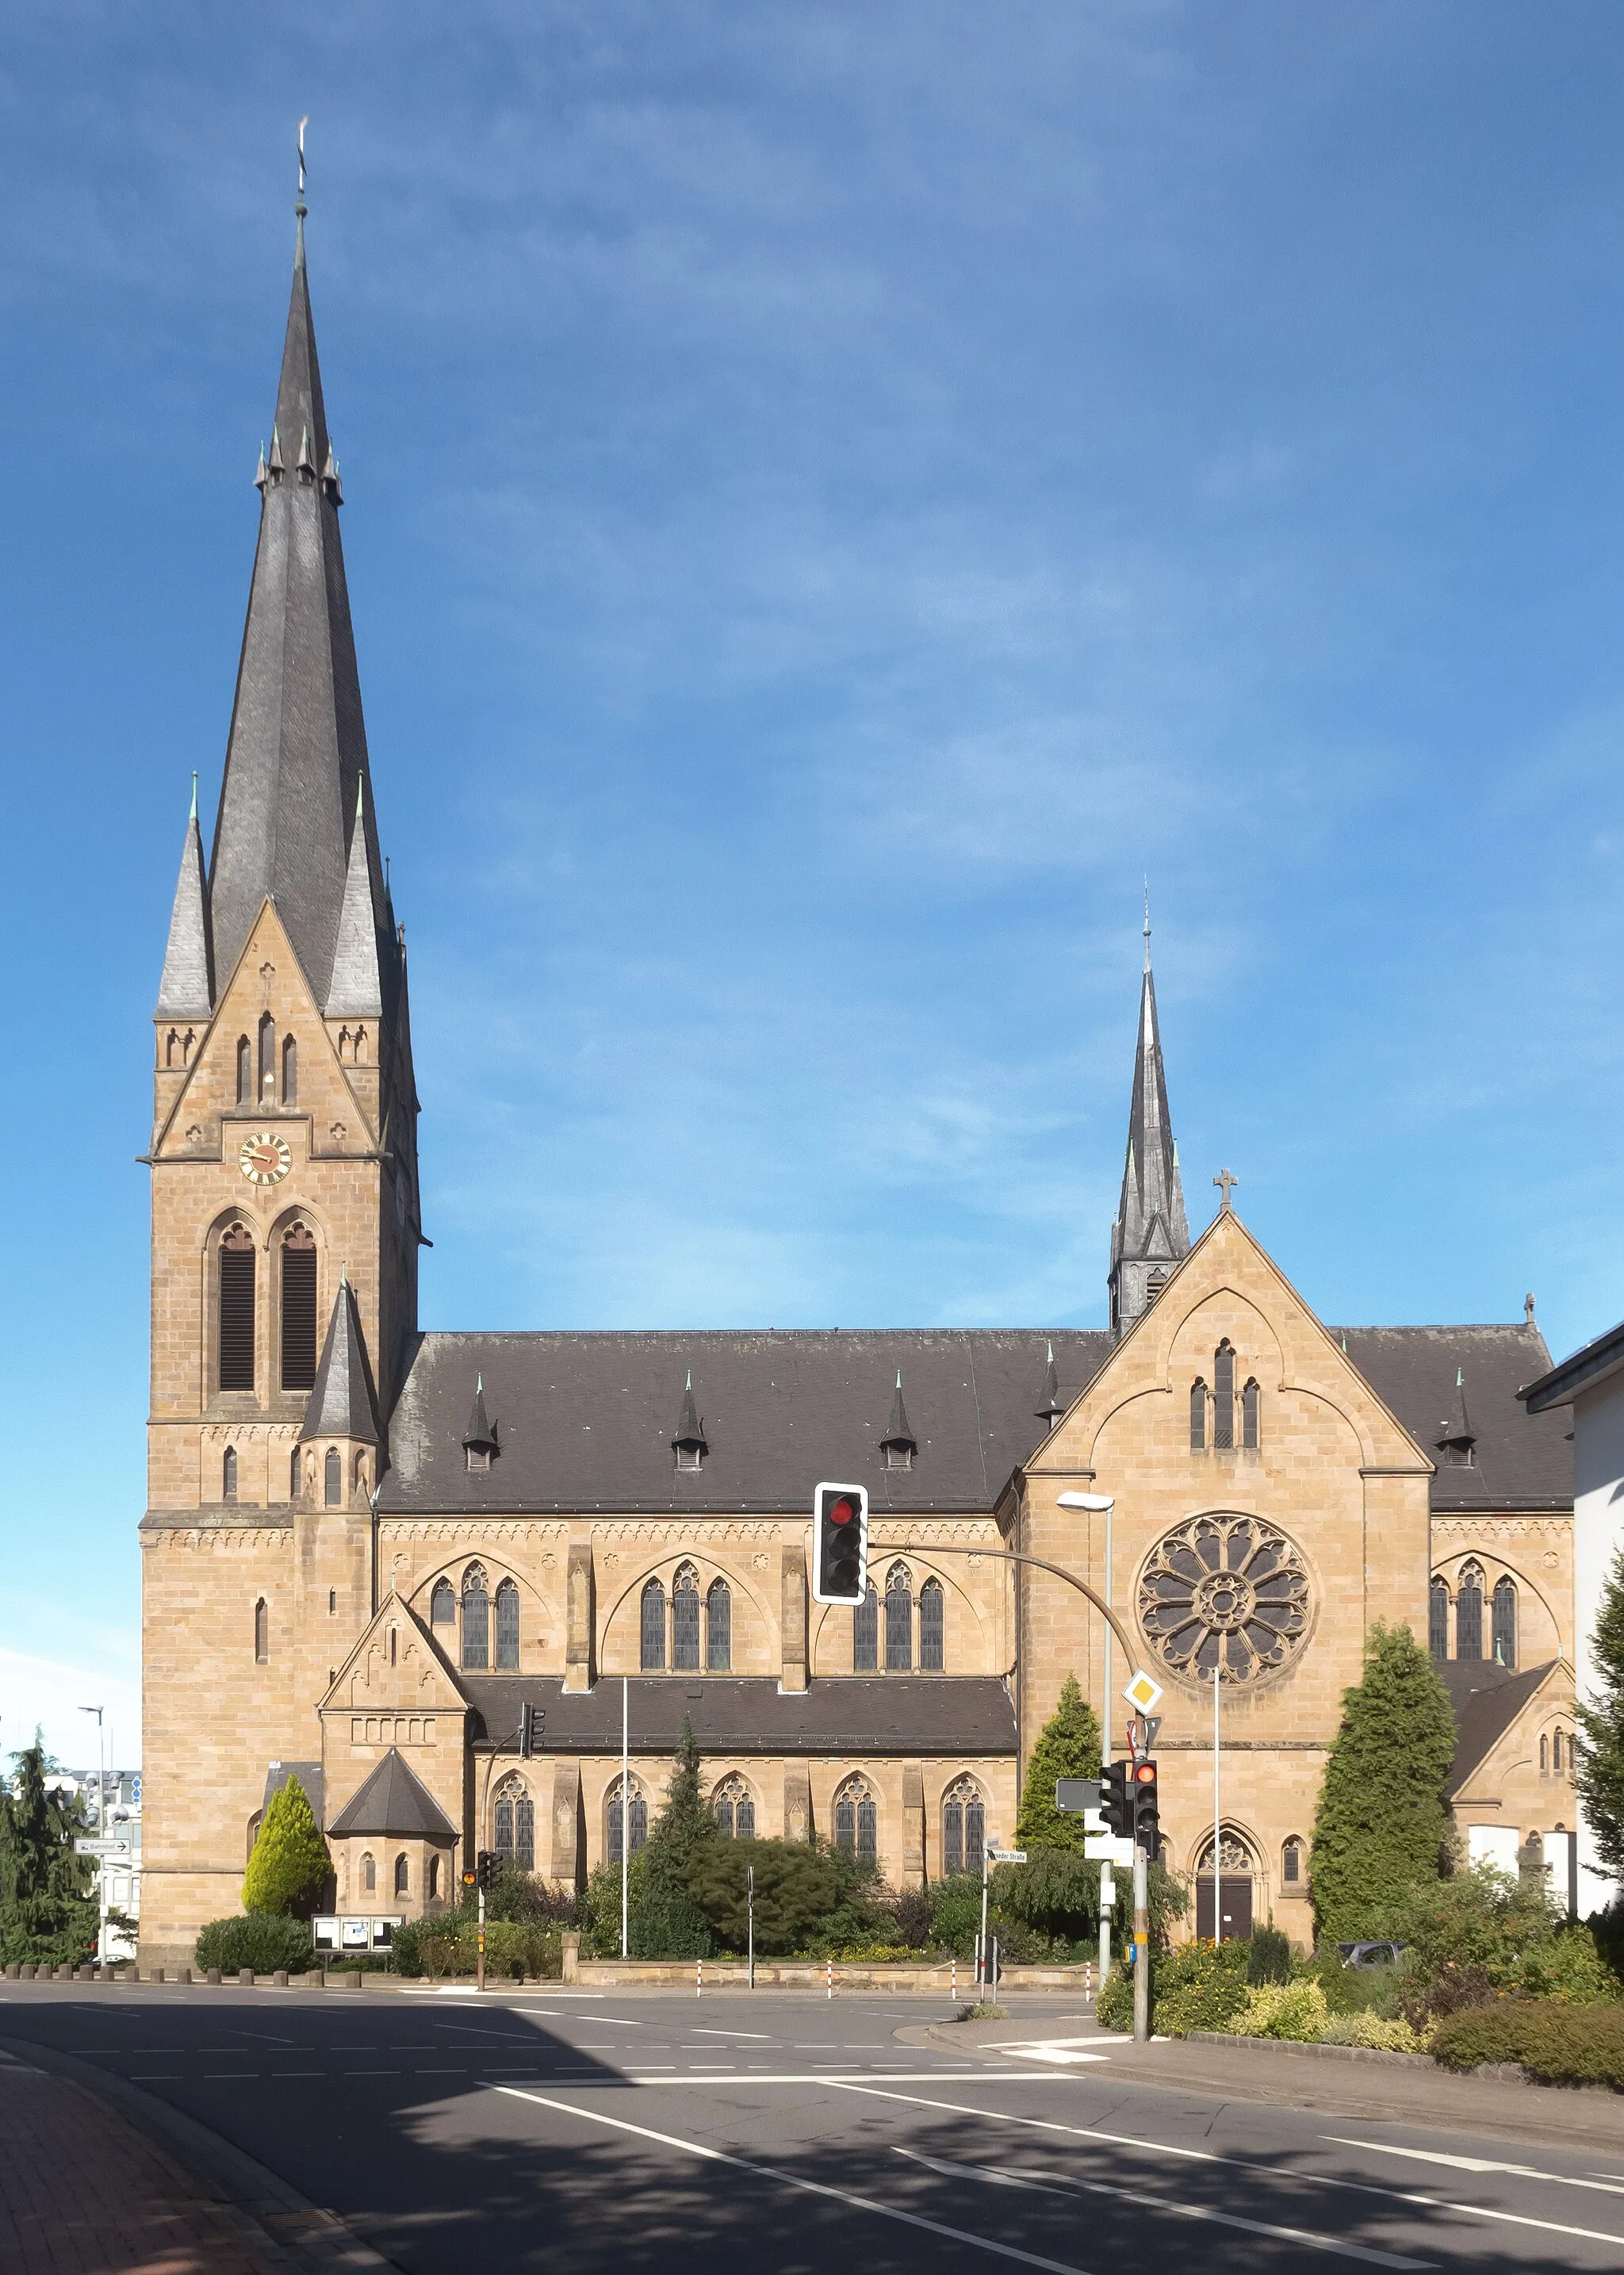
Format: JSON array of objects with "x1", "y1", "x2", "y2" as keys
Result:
[
  {"x1": 883, "y1": 1543, "x2": 1139, "y2": 1667},
  {"x1": 1132, "y1": 1841, "x2": 1149, "y2": 2043},
  {"x1": 477, "y1": 1882, "x2": 486, "y2": 1993}
]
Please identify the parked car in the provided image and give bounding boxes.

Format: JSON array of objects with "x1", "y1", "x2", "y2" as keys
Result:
[{"x1": 1338, "y1": 1940, "x2": 1404, "y2": 1970}]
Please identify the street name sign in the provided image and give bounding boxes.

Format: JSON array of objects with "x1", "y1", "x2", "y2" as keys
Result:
[{"x1": 986, "y1": 1848, "x2": 1028, "y2": 1863}]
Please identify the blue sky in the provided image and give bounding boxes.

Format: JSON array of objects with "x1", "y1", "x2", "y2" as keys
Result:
[{"x1": 6, "y1": 3, "x2": 1624, "y2": 1761}]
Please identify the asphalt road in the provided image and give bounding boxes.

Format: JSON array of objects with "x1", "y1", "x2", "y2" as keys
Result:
[{"x1": 4, "y1": 1984, "x2": 1624, "y2": 2273}]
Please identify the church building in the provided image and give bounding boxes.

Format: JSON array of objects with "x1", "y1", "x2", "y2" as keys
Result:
[{"x1": 139, "y1": 219, "x2": 1579, "y2": 1965}]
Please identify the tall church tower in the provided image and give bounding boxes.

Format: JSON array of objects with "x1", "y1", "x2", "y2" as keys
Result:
[
  {"x1": 140, "y1": 205, "x2": 420, "y2": 1957},
  {"x1": 1107, "y1": 904, "x2": 1189, "y2": 1338}
]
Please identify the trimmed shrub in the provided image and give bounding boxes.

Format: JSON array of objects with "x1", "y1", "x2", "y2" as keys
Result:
[
  {"x1": 242, "y1": 1775, "x2": 330, "y2": 1918},
  {"x1": 1247, "y1": 1925, "x2": 1292, "y2": 1986},
  {"x1": 194, "y1": 1914, "x2": 314, "y2": 1974},
  {"x1": 1431, "y1": 2000, "x2": 1624, "y2": 2087},
  {"x1": 1097, "y1": 1936, "x2": 1249, "y2": 2036},
  {"x1": 688, "y1": 1838, "x2": 850, "y2": 1955},
  {"x1": 398, "y1": 1918, "x2": 561, "y2": 1980},
  {"x1": 1318, "y1": 2011, "x2": 1424, "y2": 2052},
  {"x1": 1224, "y1": 1979, "x2": 1330, "y2": 2040}
]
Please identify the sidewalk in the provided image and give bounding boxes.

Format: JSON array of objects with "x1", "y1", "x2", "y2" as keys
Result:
[{"x1": 0, "y1": 2045, "x2": 393, "y2": 2273}]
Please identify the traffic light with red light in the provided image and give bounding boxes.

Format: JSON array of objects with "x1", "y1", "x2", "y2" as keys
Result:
[
  {"x1": 1132, "y1": 1759, "x2": 1160, "y2": 1858},
  {"x1": 812, "y1": 1482, "x2": 869, "y2": 1605}
]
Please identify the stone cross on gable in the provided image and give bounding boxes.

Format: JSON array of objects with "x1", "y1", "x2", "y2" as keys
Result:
[{"x1": 1213, "y1": 1167, "x2": 1239, "y2": 1212}]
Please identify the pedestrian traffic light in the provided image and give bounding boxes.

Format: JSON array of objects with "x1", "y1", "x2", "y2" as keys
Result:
[
  {"x1": 519, "y1": 1701, "x2": 543, "y2": 1759},
  {"x1": 1099, "y1": 1758, "x2": 1134, "y2": 1836},
  {"x1": 1131, "y1": 1760, "x2": 1159, "y2": 1858},
  {"x1": 476, "y1": 1848, "x2": 498, "y2": 1893},
  {"x1": 811, "y1": 1481, "x2": 869, "y2": 1605}
]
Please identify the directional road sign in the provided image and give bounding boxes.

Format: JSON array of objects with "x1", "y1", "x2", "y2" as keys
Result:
[
  {"x1": 74, "y1": 1839, "x2": 130, "y2": 1858},
  {"x1": 1083, "y1": 1834, "x2": 1137, "y2": 1867},
  {"x1": 986, "y1": 1848, "x2": 1028, "y2": 1863}
]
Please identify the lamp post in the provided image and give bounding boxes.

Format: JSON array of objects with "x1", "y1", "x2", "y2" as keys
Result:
[
  {"x1": 77, "y1": 1705, "x2": 106, "y2": 1966},
  {"x1": 1055, "y1": 1494, "x2": 1119, "y2": 1999}
]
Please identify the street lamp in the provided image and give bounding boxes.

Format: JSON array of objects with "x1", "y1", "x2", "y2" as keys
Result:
[
  {"x1": 1055, "y1": 1494, "x2": 1116, "y2": 1998},
  {"x1": 77, "y1": 1706, "x2": 106, "y2": 1967}
]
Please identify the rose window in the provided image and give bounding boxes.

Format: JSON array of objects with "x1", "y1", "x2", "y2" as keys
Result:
[{"x1": 1139, "y1": 1514, "x2": 1311, "y2": 1685}]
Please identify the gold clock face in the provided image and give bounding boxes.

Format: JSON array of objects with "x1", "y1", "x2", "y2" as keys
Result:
[{"x1": 239, "y1": 1131, "x2": 292, "y2": 1187}]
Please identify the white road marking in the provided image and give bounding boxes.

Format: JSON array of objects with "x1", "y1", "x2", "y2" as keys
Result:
[
  {"x1": 1323, "y1": 2137, "x2": 1624, "y2": 2198},
  {"x1": 628, "y1": 2073, "x2": 1080, "y2": 2084},
  {"x1": 823, "y1": 2082, "x2": 1624, "y2": 2253},
  {"x1": 991, "y1": 2044, "x2": 1110, "y2": 2066},
  {"x1": 691, "y1": 2027, "x2": 776, "y2": 2039},
  {"x1": 492, "y1": 2086, "x2": 1093, "y2": 2272},
  {"x1": 894, "y1": 2148, "x2": 1431, "y2": 2270}
]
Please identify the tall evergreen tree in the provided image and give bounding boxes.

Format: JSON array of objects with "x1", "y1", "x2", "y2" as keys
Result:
[
  {"x1": 0, "y1": 1737, "x2": 98, "y2": 1963},
  {"x1": 242, "y1": 1775, "x2": 331, "y2": 1917},
  {"x1": 1309, "y1": 1622, "x2": 1457, "y2": 1943},
  {"x1": 629, "y1": 1717, "x2": 715, "y2": 1959},
  {"x1": 1576, "y1": 1539, "x2": 1624, "y2": 1880},
  {"x1": 1014, "y1": 1673, "x2": 1103, "y2": 1853}
]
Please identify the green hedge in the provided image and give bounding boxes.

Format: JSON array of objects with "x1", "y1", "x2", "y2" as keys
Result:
[
  {"x1": 193, "y1": 1915, "x2": 315, "y2": 1973},
  {"x1": 1431, "y1": 2001, "x2": 1624, "y2": 2088},
  {"x1": 390, "y1": 1917, "x2": 561, "y2": 1980}
]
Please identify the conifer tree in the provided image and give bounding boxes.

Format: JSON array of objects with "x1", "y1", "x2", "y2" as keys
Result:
[
  {"x1": 242, "y1": 1775, "x2": 331, "y2": 1918},
  {"x1": 1014, "y1": 1673, "x2": 1103, "y2": 1853},
  {"x1": 1309, "y1": 1622, "x2": 1457, "y2": 1944},
  {"x1": 1576, "y1": 1539, "x2": 1624, "y2": 1880},
  {"x1": 629, "y1": 1717, "x2": 715, "y2": 1959},
  {"x1": 0, "y1": 1737, "x2": 98, "y2": 1962}
]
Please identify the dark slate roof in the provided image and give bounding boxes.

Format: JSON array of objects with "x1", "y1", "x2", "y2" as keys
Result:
[
  {"x1": 300, "y1": 1281, "x2": 380, "y2": 1445},
  {"x1": 1331, "y1": 1323, "x2": 1572, "y2": 1511},
  {"x1": 327, "y1": 1748, "x2": 458, "y2": 1840},
  {"x1": 1521, "y1": 1317, "x2": 1624, "y2": 1411},
  {"x1": 261, "y1": 1760, "x2": 324, "y2": 1825},
  {"x1": 1439, "y1": 1658, "x2": 1560, "y2": 1797},
  {"x1": 207, "y1": 219, "x2": 397, "y2": 1013},
  {"x1": 461, "y1": 1675, "x2": 1019, "y2": 1757},
  {"x1": 155, "y1": 793, "x2": 213, "y2": 1018},
  {"x1": 381, "y1": 1320, "x2": 1572, "y2": 1519},
  {"x1": 381, "y1": 1329, "x2": 1113, "y2": 1515},
  {"x1": 325, "y1": 779, "x2": 384, "y2": 1017}
]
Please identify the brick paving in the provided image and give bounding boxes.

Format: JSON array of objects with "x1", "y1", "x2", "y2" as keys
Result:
[{"x1": 0, "y1": 2056, "x2": 286, "y2": 2273}]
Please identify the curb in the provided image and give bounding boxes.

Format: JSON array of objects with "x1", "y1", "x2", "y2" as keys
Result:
[
  {"x1": 1186, "y1": 2029, "x2": 1435, "y2": 2070},
  {"x1": 0, "y1": 2035, "x2": 402, "y2": 2271}
]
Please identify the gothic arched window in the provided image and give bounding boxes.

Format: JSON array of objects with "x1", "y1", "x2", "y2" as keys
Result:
[
  {"x1": 431, "y1": 1578, "x2": 456, "y2": 1641},
  {"x1": 281, "y1": 1223, "x2": 317, "y2": 1391},
  {"x1": 713, "y1": 1775, "x2": 755, "y2": 1839},
  {"x1": 941, "y1": 1776, "x2": 984, "y2": 1876},
  {"x1": 219, "y1": 1223, "x2": 256, "y2": 1391},
  {"x1": 282, "y1": 1033, "x2": 297, "y2": 1107},
  {"x1": 1242, "y1": 1378, "x2": 1260, "y2": 1450},
  {"x1": 1492, "y1": 1576, "x2": 1516, "y2": 1668},
  {"x1": 258, "y1": 1013, "x2": 277, "y2": 1104},
  {"x1": 223, "y1": 1446, "x2": 239, "y2": 1501},
  {"x1": 1554, "y1": 1728, "x2": 1566, "y2": 1774},
  {"x1": 854, "y1": 1584, "x2": 879, "y2": 1672},
  {"x1": 1429, "y1": 1575, "x2": 1450, "y2": 1660},
  {"x1": 885, "y1": 1563, "x2": 913, "y2": 1672},
  {"x1": 236, "y1": 1034, "x2": 252, "y2": 1105},
  {"x1": 1540, "y1": 1733, "x2": 1549, "y2": 1771},
  {"x1": 641, "y1": 1579, "x2": 666, "y2": 1671},
  {"x1": 254, "y1": 1597, "x2": 267, "y2": 1663},
  {"x1": 394, "y1": 1852, "x2": 409, "y2": 1897},
  {"x1": 1282, "y1": 1836, "x2": 1304, "y2": 1886},
  {"x1": 1189, "y1": 1378, "x2": 1207, "y2": 1452},
  {"x1": 1455, "y1": 1561, "x2": 1484, "y2": 1660},
  {"x1": 706, "y1": 1579, "x2": 731, "y2": 1672},
  {"x1": 1212, "y1": 1342, "x2": 1235, "y2": 1450},
  {"x1": 324, "y1": 1447, "x2": 342, "y2": 1507},
  {"x1": 290, "y1": 1447, "x2": 303, "y2": 1499},
  {"x1": 919, "y1": 1577, "x2": 944, "y2": 1671},
  {"x1": 495, "y1": 1788, "x2": 515, "y2": 1857},
  {"x1": 462, "y1": 1562, "x2": 490, "y2": 1671},
  {"x1": 672, "y1": 1564, "x2": 701, "y2": 1672},
  {"x1": 428, "y1": 1855, "x2": 441, "y2": 1901},
  {"x1": 361, "y1": 1851, "x2": 375, "y2": 1893},
  {"x1": 495, "y1": 1578, "x2": 520, "y2": 1670},
  {"x1": 607, "y1": 1776, "x2": 648, "y2": 1864},
  {"x1": 834, "y1": 1778, "x2": 878, "y2": 1862}
]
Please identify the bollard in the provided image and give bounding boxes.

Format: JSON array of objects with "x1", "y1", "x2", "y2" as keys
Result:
[
  {"x1": 3, "y1": 1965, "x2": 16, "y2": 1981},
  {"x1": 20, "y1": 1964, "x2": 36, "y2": 1981},
  {"x1": 826, "y1": 1955, "x2": 833, "y2": 2001},
  {"x1": 274, "y1": 1969, "x2": 289, "y2": 1987},
  {"x1": 178, "y1": 1967, "x2": 192, "y2": 1985},
  {"x1": 696, "y1": 1957, "x2": 703, "y2": 1999},
  {"x1": 345, "y1": 1971, "x2": 362, "y2": 1990},
  {"x1": 151, "y1": 1967, "x2": 165, "y2": 1984},
  {"x1": 950, "y1": 1954, "x2": 956, "y2": 2007},
  {"x1": 125, "y1": 1968, "x2": 140, "y2": 1983},
  {"x1": 78, "y1": 1964, "x2": 94, "y2": 1982},
  {"x1": 239, "y1": 1969, "x2": 255, "y2": 1987},
  {"x1": 207, "y1": 1968, "x2": 223, "y2": 1985},
  {"x1": 58, "y1": 1964, "x2": 74, "y2": 1981}
]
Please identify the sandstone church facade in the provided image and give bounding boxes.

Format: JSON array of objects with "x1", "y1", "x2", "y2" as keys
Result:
[{"x1": 139, "y1": 222, "x2": 1580, "y2": 1965}]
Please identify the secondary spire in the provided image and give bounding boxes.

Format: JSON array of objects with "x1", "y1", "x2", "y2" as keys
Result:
[{"x1": 1108, "y1": 902, "x2": 1189, "y2": 1339}]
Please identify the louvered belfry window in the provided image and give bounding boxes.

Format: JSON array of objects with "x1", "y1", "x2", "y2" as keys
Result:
[
  {"x1": 281, "y1": 1226, "x2": 317, "y2": 1390},
  {"x1": 219, "y1": 1225, "x2": 256, "y2": 1390},
  {"x1": 1212, "y1": 1342, "x2": 1235, "y2": 1450}
]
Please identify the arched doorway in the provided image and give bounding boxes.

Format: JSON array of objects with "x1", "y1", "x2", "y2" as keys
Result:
[{"x1": 1195, "y1": 1828, "x2": 1255, "y2": 1941}]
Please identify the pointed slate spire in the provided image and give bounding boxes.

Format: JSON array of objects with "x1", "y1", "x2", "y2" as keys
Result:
[
  {"x1": 327, "y1": 777, "x2": 385, "y2": 1016},
  {"x1": 880, "y1": 1369, "x2": 917, "y2": 1461},
  {"x1": 1108, "y1": 897, "x2": 1190, "y2": 1339},
  {"x1": 672, "y1": 1369, "x2": 707, "y2": 1458},
  {"x1": 208, "y1": 214, "x2": 393, "y2": 1009},
  {"x1": 155, "y1": 775, "x2": 214, "y2": 1017},
  {"x1": 462, "y1": 1370, "x2": 498, "y2": 1458},
  {"x1": 297, "y1": 1277, "x2": 380, "y2": 1446},
  {"x1": 1034, "y1": 1340, "x2": 1063, "y2": 1427},
  {"x1": 1437, "y1": 1366, "x2": 1475, "y2": 1457}
]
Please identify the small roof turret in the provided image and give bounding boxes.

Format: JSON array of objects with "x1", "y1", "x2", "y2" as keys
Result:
[
  {"x1": 1034, "y1": 1341, "x2": 1064, "y2": 1426},
  {"x1": 879, "y1": 1370, "x2": 917, "y2": 1460},
  {"x1": 298, "y1": 1277, "x2": 380, "y2": 1446},
  {"x1": 1437, "y1": 1366, "x2": 1476, "y2": 1457},
  {"x1": 672, "y1": 1370, "x2": 707, "y2": 1459},
  {"x1": 155, "y1": 775, "x2": 214, "y2": 1018},
  {"x1": 462, "y1": 1372, "x2": 499, "y2": 1458}
]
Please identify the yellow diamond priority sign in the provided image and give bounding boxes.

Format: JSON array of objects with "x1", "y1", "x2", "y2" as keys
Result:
[{"x1": 1123, "y1": 1668, "x2": 1164, "y2": 1715}]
